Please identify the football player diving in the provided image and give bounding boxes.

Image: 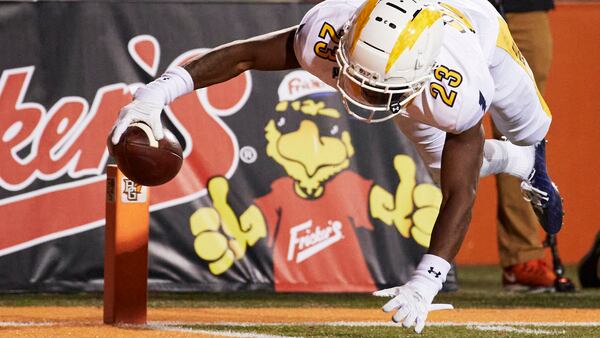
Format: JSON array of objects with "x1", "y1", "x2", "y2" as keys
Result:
[{"x1": 111, "y1": 0, "x2": 564, "y2": 333}]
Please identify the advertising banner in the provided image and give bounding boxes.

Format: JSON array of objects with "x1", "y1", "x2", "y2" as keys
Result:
[{"x1": 0, "y1": 1, "x2": 439, "y2": 292}]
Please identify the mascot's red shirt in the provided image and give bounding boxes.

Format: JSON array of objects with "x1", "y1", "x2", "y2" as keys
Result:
[{"x1": 255, "y1": 170, "x2": 376, "y2": 292}]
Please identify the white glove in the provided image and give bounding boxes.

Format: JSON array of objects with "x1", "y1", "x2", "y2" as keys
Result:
[
  {"x1": 373, "y1": 285, "x2": 453, "y2": 333},
  {"x1": 111, "y1": 99, "x2": 165, "y2": 144},
  {"x1": 373, "y1": 254, "x2": 453, "y2": 333},
  {"x1": 111, "y1": 66, "x2": 194, "y2": 145}
]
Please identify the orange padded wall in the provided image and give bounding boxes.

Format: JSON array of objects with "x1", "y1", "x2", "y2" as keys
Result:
[{"x1": 457, "y1": 2, "x2": 600, "y2": 264}]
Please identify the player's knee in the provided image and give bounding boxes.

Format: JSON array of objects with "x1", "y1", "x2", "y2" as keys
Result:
[{"x1": 508, "y1": 118, "x2": 551, "y2": 146}]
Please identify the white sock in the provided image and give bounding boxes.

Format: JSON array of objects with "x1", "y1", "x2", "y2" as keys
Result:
[
  {"x1": 134, "y1": 66, "x2": 195, "y2": 105},
  {"x1": 480, "y1": 139, "x2": 534, "y2": 180}
]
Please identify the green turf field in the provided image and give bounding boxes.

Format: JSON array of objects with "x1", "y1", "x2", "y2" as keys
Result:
[
  {"x1": 2, "y1": 265, "x2": 600, "y2": 337},
  {"x1": 1, "y1": 265, "x2": 598, "y2": 308}
]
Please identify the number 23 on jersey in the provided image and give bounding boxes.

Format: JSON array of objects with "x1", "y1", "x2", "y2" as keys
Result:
[
  {"x1": 313, "y1": 22, "x2": 341, "y2": 62},
  {"x1": 429, "y1": 65, "x2": 463, "y2": 107}
]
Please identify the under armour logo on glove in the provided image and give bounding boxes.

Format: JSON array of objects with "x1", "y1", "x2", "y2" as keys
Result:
[
  {"x1": 390, "y1": 102, "x2": 401, "y2": 113},
  {"x1": 428, "y1": 267, "x2": 441, "y2": 278}
]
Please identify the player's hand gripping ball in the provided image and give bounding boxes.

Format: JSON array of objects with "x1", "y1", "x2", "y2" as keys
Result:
[{"x1": 108, "y1": 122, "x2": 183, "y2": 186}]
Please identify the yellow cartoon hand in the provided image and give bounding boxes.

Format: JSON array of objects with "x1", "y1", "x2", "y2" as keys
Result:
[
  {"x1": 370, "y1": 155, "x2": 442, "y2": 247},
  {"x1": 190, "y1": 176, "x2": 267, "y2": 275},
  {"x1": 190, "y1": 206, "x2": 234, "y2": 275},
  {"x1": 370, "y1": 155, "x2": 416, "y2": 237}
]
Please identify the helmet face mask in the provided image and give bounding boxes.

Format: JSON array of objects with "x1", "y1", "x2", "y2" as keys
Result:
[{"x1": 335, "y1": 0, "x2": 445, "y2": 123}]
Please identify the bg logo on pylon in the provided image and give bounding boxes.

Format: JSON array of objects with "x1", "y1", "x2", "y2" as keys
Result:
[{"x1": 122, "y1": 178, "x2": 147, "y2": 203}]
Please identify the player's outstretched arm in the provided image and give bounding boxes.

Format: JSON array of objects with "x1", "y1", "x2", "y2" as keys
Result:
[
  {"x1": 374, "y1": 120, "x2": 484, "y2": 333},
  {"x1": 429, "y1": 120, "x2": 485, "y2": 261},
  {"x1": 184, "y1": 26, "x2": 300, "y2": 89},
  {"x1": 111, "y1": 26, "x2": 299, "y2": 144}
]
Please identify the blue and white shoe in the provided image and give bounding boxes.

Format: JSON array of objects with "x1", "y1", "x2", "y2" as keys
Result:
[{"x1": 520, "y1": 140, "x2": 564, "y2": 234}]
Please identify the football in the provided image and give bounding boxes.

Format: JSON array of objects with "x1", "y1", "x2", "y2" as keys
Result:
[{"x1": 108, "y1": 122, "x2": 183, "y2": 186}]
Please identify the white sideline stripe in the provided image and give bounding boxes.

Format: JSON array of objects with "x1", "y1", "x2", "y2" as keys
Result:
[
  {"x1": 145, "y1": 323, "x2": 298, "y2": 338},
  {"x1": 150, "y1": 320, "x2": 600, "y2": 327},
  {"x1": 430, "y1": 322, "x2": 600, "y2": 327},
  {"x1": 3, "y1": 321, "x2": 296, "y2": 338},
  {"x1": 0, "y1": 322, "x2": 52, "y2": 327},
  {"x1": 469, "y1": 324, "x2": 565, "y2": 335}
]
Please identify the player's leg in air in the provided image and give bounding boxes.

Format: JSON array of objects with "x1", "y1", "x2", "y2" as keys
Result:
[{"x1": 480, "y1": 136, "x2": 563, "y2": 235}]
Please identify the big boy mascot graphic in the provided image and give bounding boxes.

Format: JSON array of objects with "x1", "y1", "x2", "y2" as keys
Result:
[{"x1": 190, "y1": 71, "x2": 442, "y2": 292}]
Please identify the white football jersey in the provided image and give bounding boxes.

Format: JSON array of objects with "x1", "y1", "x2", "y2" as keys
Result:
[{"x1": 294, "y1": 0, "x2": 502, "y2": 134}]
